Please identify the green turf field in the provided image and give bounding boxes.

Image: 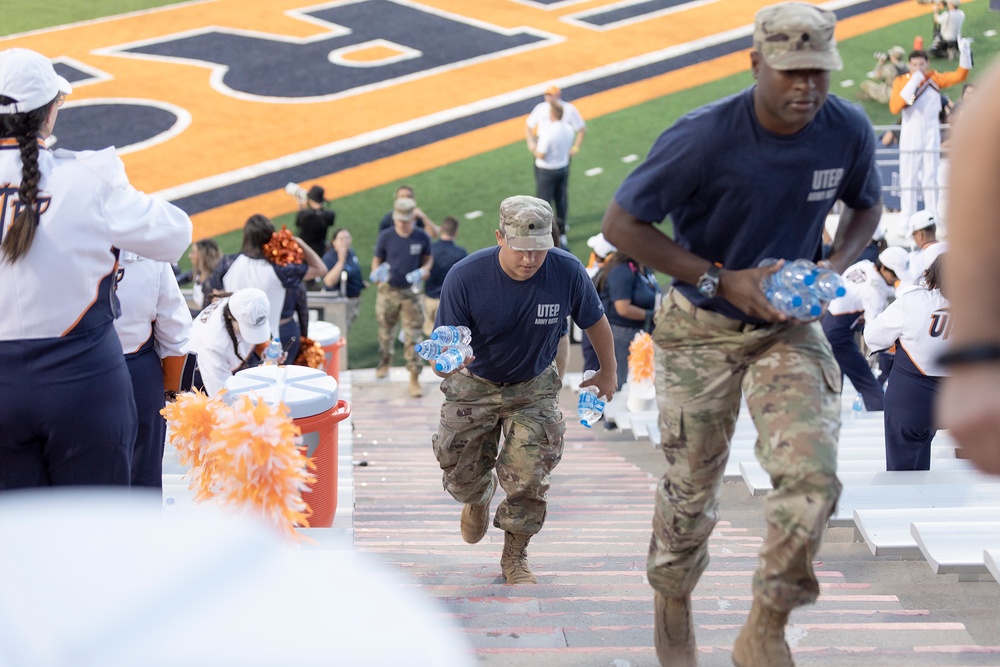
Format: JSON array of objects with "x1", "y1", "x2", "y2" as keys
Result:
[{"x1": 7, "y1": 2, "x2": 998, "y2": 369}]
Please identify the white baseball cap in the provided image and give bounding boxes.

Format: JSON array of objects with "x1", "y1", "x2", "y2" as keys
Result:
[
  {"x1": 227, "y1": 288, "x2": 271, "y2": 345},
  {"x1": 908, "y1": 209, "x2": 937, "y2": 234},
  {"x1": 586, "y1": 233, "x2": 617, "y2": 259},
  {"x1": 878, "y1": 246, "x2": 911, "y2": 281},
  {"x1": 0, "y1": 48, "x2": 72, "y2": 115}
]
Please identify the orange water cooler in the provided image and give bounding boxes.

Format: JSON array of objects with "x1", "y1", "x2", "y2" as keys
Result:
[
  {"x1": 224, "y1": 365, "x2": 350, "y2": 527},
  {"x1": 310, "y1": 321, "x2": 345, "y2": 382}
]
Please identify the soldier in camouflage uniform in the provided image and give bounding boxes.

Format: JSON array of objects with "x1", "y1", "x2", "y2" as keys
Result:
[
  {"x1": 602, "y1": 4, "x2": 884, "y2": 666},
  {"x1": 431, "y1": 196, "x2": 617, "y2": 585},
  {"x1": 371, "y1": 197, "x2": 432, "y2": 397}
]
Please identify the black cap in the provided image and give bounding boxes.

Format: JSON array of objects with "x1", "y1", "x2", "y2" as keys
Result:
[{"x1": 307, "y1": 185, "x2": 325, "y2": 203}]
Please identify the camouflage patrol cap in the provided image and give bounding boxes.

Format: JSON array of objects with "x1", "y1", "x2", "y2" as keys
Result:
[
  {"x1": 499, "y1": 196, "x2": 554, "y2": 251},
  {"x1": 753, "y1": 2, "x2": 843, "y2": 71}
]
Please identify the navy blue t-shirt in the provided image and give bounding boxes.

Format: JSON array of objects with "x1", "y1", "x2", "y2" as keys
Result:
[
  {"x1": 373, "y1": 227, "x2": 431, "y2": 288},
  {"x1": 436, "y1": 247, "x2": 604, "y2": 384},
  {"x1": 603, "y1": 263, "x2": 660, "y2": 327},
  {"x1": 614, "y1": 87, "x2": 882, "y2": 322},
  {"x1": 321, "y1": 247, "x2": 365, "y2": 298},
  {"x1": 425, "y1": 239, "x2": 468, "y2": 299}
]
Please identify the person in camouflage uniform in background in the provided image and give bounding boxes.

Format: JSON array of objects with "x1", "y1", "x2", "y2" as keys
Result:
[
  {"x1": 430, "y1": 196, "x2": 617, "y2": 585},
  {"x1": 602, "y1": 3, "x2": 883, "y2": 666}
]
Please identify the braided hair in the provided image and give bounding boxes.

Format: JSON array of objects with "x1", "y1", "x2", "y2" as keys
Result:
[
  {"x1": 0, "y1": 95, "x2": 54, "y2": 263},
  {"x1": 222, "y1": 302, "x2": 246, "y2": 362}
]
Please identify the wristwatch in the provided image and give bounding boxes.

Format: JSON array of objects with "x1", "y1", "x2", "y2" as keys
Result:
[{"x1": 696, "y1": 264, "x2": 722, "y2": 298}]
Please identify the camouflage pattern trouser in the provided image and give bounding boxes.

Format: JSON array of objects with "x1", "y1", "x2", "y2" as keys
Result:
[
  {"x1": 432, "y1": 364, "x2": 566, "y2": 536},
  {"x1": 648, "y1": 289, "x2": 843, "y2": 612},
  {"x1": 375, "y1": 283, "x2": 424, "y2": 373}
]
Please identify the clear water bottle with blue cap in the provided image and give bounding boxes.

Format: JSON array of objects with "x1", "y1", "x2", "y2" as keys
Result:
[
  {"x1": 812, "y1": 268, "x2": 846, "y2": 300},
  {"x1": 852, "y1": 391, "x2": 864, "y2": 417},
  {"x1": 431, "y1": 325, "x2": 472, "y2": 346},
  {"x1": 415, "y1": 340, "x2": 447, "y2": 360},
  {"x1": 262, "y1": 337, "x2": 283, "y2": 366},
  {"x1": 405, "y1": 268, "x2": 423, "y2": 294},
  {"x1": 435, "y1": 347, "x2": 470, "y2": 373},
  {"x1": 578, "y1": 370, "x2": 607, "y2": 428}
]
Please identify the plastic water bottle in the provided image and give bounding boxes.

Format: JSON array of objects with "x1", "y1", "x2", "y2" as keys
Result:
[
  {"x1": 812, "y1": 268, "x2": 846, "y2": 300},
  {"x1": 775, "y1": 259, "x2": 817, "y2": 290},
  {"x1": 369, "y1": 263, "x2": 390, "y2": 283},
  {"x1": 431, "y1": 325, "x2": 472, "y2": 346},
  {"x1": 263, "y1": 338, "x2": 283, "y2": 366},
  {"x1": 852, "y1": 391, "x2": 864, "y2": 417},
  {"x1": 405, "y1": 268, "x2": 423, "y2": 294},
  {"x1": 415, "y1": 340, "x2": 447, "y2": 360},
  {"x1": 434, "y1": 347, "x2": 469, "y2": 373},
  {"x1": 578, "y1": 369, "x2": 607, "y2": 428}
]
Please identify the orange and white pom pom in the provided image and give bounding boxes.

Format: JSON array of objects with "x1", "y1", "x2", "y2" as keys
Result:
[
  {"x1": 207, "y1": 395, "x2": 316, "y2": 536},
  {"x1": 628, "y1": 331, "x2": 655, "y2": 385},
  {"x1": 161, "y1": 391, "x2": 226, "y2": 501}
]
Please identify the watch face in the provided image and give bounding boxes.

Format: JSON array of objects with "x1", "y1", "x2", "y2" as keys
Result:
[{"x1": 697, "y1": 277, "x2": 717, "y2": 298}]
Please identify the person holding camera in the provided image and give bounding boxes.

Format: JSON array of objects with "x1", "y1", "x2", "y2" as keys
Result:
[
  {"x1": 294, "y1": 184, "x2": 336, "y2": 257},
  {"x1": 858, "y1": 46, "x2": 907, "y2": 104}
]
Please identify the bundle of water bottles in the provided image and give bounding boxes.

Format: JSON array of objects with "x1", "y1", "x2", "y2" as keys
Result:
[
  {"x1": 577, "y1": 369, "x2": 607, "y2": 428},
  {"x1": 759, "y1": 258, "x2": 846, "y2": 321},
  {"x1": 405, "y1": 269, "x2": 423, "y2": 294},
  {"x1": 369, "y1": 263, "x2": 391, "y2": 283},
  {"x1": 415, "y1": 325, "x2": 473, "y2": 373}
]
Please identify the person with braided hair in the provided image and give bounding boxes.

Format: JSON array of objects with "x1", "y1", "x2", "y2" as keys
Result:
[
  {"x1": 188, "y1": 288, "x2": 272, "y2": 397},
  {"x1": 0, "y1": 48, "x2": 192, "y2": 489}
]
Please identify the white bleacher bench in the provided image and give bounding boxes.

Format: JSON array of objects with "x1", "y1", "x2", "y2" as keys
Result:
[
  {"x1": 985, "y1": 549, "x2": 1000, "y2": 585},
  {"x1": 910, "y1": 521, "x2": 1000, "y2": 580},
  {"x1": 853, "y1": 506, "x2": 1000, "y2": 557},
  {"x1": 741, "y1": 463, "x2": 979, "y2": 497},
  {"x1": 830, "y1": 482, "x2": 1000, "y2": 528}
]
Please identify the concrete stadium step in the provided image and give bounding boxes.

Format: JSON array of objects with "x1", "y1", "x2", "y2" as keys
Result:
[{"x1": 348, "y1": 376, "x2": 1000, "y2": 666}]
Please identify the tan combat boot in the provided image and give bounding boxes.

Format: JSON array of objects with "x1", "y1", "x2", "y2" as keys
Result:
[
  {"x1": 653, "y1": 591, "x2": 698, "y2": 666},
  {"x1": 408, "y1": 369, "x2": 423, "y2": 397},
  {"x1": 460, "y1": 475, "x2": 496, "y2": 544},
  {"x1": 375, "y1": 357, "x2": 390, "y2": 379},
  {"x1": 500, "y1": 532, "x2": 537, "y2": 584},
  {"x1": 731, "y1": 598, "x2": 794, "y2": 667}
]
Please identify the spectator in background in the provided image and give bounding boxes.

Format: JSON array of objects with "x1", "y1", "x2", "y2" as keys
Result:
[
  {"x1": 295, "y1": 185, "x2": 336, "y2": 257},
  {"x1": 858, "y1": 46, "x2": 907, "y2": 104},
  {"x1": 581, "y1": 233, "x2": 617, "y2": 375},
  {"x1": 423, "y1": 216, "x2": 467, "y2": 337},
  {"x1": 936, "y1": 59, "x2": 1000, "y2": 475},
  {"x1": 593, "y1": 250, "x2": 661, "y2": 391},
  {"x1": 114, "y1": 252, "x2": 192, "y2": 487},
  {"x1": 322, "y1": 228, "x2": 365, "y2": 331},
  {"x1": 907, "y1": 210, "x2": 947, "y2": 278},
  {"x1": 864, "y1": 256, "x2": 950, "y2": 470},
  {"x1": 176, "y1": 238, "x2": 221, "y2": 313},
  {"x1": 531, "y1": 102, "x2": 576, "y2": 243},
  {"x1": 378, "y1": 184, "x2": 440, "y2": 239},
  {"x1": 207, "y1": 214, "x2": 326, "y2": 359},
  {"x1": 890, "y1": 45, "x2": 971, "y2": 223},
  {"x1": 931, "y1": 0, "x2": 965, "y2": 60},
  {"x1": 525, "y1": 85, "x2": 586, "y2": 247},
  {"x1": 372, "y1": 197, "x2": 433, "y2": 397}
]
